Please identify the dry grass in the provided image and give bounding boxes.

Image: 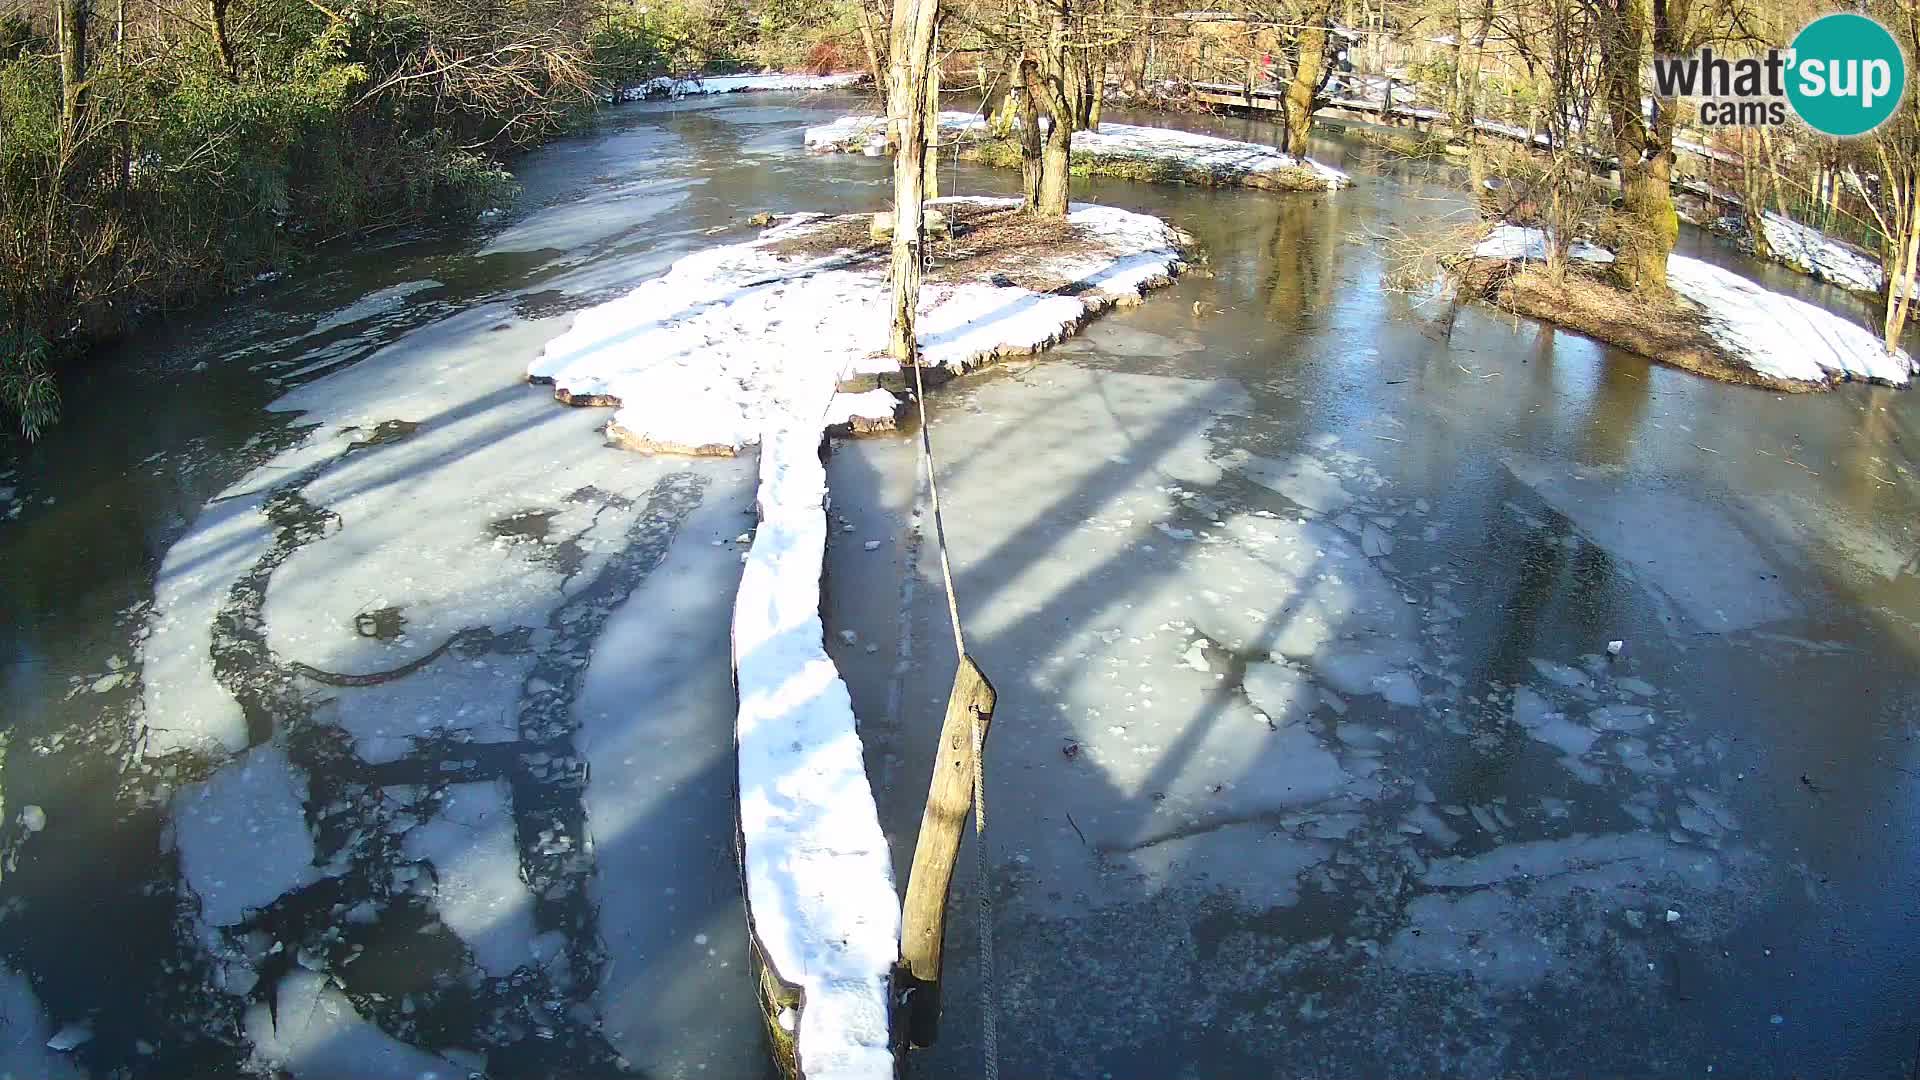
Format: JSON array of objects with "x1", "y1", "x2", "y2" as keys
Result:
[
  {"x1": 1481, "y1": 264, "x2": 1816, "y2": 392},
  {"x1": 763, "y1": 203, "x2": 1129, "y2": 294}
]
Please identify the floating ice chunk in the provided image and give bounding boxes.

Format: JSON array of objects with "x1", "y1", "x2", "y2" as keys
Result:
[
  {"x1": 45, "y1": 1023, "x2": 91, "y2": 1052},
  {"x1": 1528, "y1": 657, "x2": 1591, "y2": 689},
  {"x1": 1241, "y1": 661, "x2": 1312, "y2": 722},
  {"x1": 1315, "y1": 646, "x2": 1422, "y2": 706},
  {"x1": 0, "y1": 968, "x2": 83, "y2": 1079},
  {"x1": 171, "y1": 744, "x2": 322, "y2": 928},
  {"x1": 1183, "y1": 642, "x2": 1212, "y2": 673},
  {"x1": 1360, "y1": 522, "x2": 1393, "y2": 558},
  {"x1": 1231, "y1": 453, "x2": 1352, "y2": 514},
  {"x1": 400, "y1": 781, "x2": 537, "y2": 979},
  {"x1": 245, "y1": 969, "x2": 465, "y2": 1079}
]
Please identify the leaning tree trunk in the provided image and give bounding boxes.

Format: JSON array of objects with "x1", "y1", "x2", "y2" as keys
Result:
[
  {"x1": 887, "y1": 0, "x2": 941, "y2": 363},
  {"x1": 1886, "y1": 177, "x2": 1918, "y2": 355},
  {"x1": 855, "y1": 0, "x2": 888, "y2": 101}
]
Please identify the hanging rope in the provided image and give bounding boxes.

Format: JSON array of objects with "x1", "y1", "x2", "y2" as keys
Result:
[{"x1": 906, "y1": 342, "x2": 998, "y2": 1080}]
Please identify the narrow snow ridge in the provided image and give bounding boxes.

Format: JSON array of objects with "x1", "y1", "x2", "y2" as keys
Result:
[{"x1": 529, "y1": 197, "x2": 1187, "y2": 1078}]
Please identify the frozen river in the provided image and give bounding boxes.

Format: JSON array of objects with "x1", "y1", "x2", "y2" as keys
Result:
[{"x1": 2, "y1": 91, "x2": 1917, "y2": 1078}]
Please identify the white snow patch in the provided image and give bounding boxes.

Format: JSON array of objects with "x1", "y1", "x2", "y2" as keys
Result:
[
  {"x1": 1474, "y1": 223, "x2": 1615, "y2": 264},
  {"x1": 1665, "y1": 255, "x2": 1913, "y2": 386},
  {"x1": 803, "y1": 111, "x2": 989, "y2": 152},
  {"x1": 803, "y1": 114, "x2": 1349, "y2": 188},
  {"x1": 1757, "y1": 212, "x2": 1885, "y2": 295},
  {"x1": 1074, "y1": 121, "x2": 1350, "y2": 188}
]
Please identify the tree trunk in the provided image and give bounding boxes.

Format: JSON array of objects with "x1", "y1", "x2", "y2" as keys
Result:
[
  {"x1": 1887, "y1": 178, "x2": 1917, "y2": 355},
  {"x1": 923, "y1": 25, "x2": 940, "y2": 201},
  {"x1": 1741, "y1": 129, "x2": 1771, "y2": 262},
  {"x1": 855, "y1": 0, "x2": 888, "y2": 100},
  {"x1": 57, "y1": 0, "x2": 91, "y2": 139},
  {"x1": 1599, "y1": 0, "x2": 1674, "y2": 294},
  {"x1": 887, "y1": 0, "x2": 941, "y2": 364},
  {"x1": 1121, "y1": 0, "x2": 1150, "y2": 93},
  {"x1": 1084, "y1": 54, "x2": 1106, "y2": 129},
  {"x1": 1036, "y1": 123, "x2": 1071, "y2": 216},
  {"x1": 1018, "y1": 61, "x2": 1043, "y2": 209},
  {"x1": 1283, "y1": 10, "x2": 1329, "y2": 158},
  {"x1": 208, "y1": 0, "x2": 237, "y2": 79}
]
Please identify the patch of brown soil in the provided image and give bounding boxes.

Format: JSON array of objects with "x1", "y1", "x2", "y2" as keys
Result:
[
  {"x1": 1479, "y1": 263, "x2": 1818, "y2": 393},
  {"x1": 762, "y1": 203, "x2": 1130, "y2": 294}
]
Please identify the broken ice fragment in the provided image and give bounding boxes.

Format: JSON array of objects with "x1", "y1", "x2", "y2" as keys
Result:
[{"x1": 46, "y1": 1023, "x2": 92, "y2": 1051}]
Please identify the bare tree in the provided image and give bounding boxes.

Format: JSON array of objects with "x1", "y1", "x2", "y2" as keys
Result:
[{"x1": 888, "y1": 0, "x2": 941, "y2": 361}]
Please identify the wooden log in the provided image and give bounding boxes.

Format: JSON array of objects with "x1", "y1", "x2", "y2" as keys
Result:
[{"x1": 895, "y1": 655, "x2": 996, "y2": 1050}]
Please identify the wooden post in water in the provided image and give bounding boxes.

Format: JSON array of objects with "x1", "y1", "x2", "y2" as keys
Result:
[{"x1": 895, "y1": 655, "x2": 995, "y2": 1049}]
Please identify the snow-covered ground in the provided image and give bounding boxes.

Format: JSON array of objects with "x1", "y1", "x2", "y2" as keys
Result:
[
  {"x1": 1475, "y1": 225, "x2": 1914, "y2": 387},
  {"x1": 619, "y1": 72, "x2": 864, "y2": 102},
  {"x1": 527, "y1": 195, "x2": 1190, "y2": 1078},
  {"x1": 803, "y1": 113, "x2": 1350, "y2": 189},
  {"x1": 1755, "y1": 212, "x2": 1887, "y2": 296},
  {"x1": 803, "y1": 110, "x2": 991, "y2": 154},
  {"x1": 1665, "y1": 256, "x2": 1911, "y2": 385}
]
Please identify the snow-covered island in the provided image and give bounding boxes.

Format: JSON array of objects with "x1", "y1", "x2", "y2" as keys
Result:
[
  {"x1": 615, "y1": 71, "x2": 865, "y2": 102},
  {"x1": 528, "y1": 196, "x2": 1192, "y2": 1078},
  {"x1": 1471, "y1": 224, "x2": 1915, "y2": 390},
  {"x1": 804, "y1": 111, "x2": 1351, "y2": 192}
]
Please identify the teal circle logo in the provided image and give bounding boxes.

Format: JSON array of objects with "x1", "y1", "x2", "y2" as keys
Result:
[{"x1": 1786, "y1": 13, "x2": 1907, "y2": 136}]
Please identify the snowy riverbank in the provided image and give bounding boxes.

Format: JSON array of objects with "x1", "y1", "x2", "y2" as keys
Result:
[
  {"x1": 1474, "y1": 225, "x2": 1914, "y2": 389},
  {"x1": 529, "y1": 196, "x2": 1190, "y2": 1078},
  {"x1": 804, "y1": 112, "x2": 1350, "y2": 191}
]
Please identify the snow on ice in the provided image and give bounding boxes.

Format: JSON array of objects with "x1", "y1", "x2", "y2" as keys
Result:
[
  {"x1": 804, "y1": 114, "x2": 1351, "y2": 188},
  {"x1": 1477, "y1": 225, "x2": 1914, "y2": 387},
  {"x1": 529, "y1": 197, "x2": 1188, "y2": 1078}
]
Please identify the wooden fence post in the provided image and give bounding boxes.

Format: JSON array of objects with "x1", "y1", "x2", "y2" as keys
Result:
[{"x1": 895, "y1": 655, "x2": 995, "y2": 1049}]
